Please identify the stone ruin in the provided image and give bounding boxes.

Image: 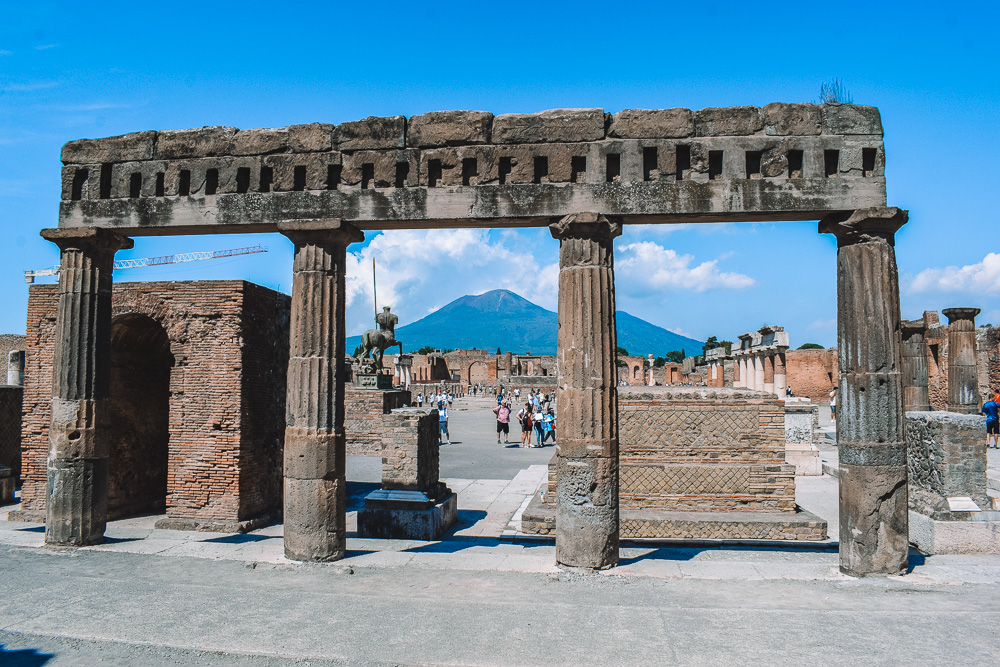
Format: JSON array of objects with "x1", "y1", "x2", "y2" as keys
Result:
[{"x1": 28, "y1": 102, "x2": 912, "y2": 576}]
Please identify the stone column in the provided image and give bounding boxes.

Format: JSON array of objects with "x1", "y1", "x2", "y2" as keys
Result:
[
  {"x1": 942, "y1": 308, "x2": 981, "y2": 414},
  {"x1": 820, "y1": 207, "x2": 909, "y2": 576},
  {"x1": 763, "y1": 353, "x2": 775, "y2": 394},
  {"x1": 278, "y1": 220, "x2": 364, "y2": 562},
  {"x1": 754, "y1": 354, "x2": 764, "y2": 392},
  {"x1": 7, "y1": 350, "x2": 24, "y2": 387},
  {"x1": 39, "y1": 227, "x2": 133, "y2": 546},
  {"x1": 734, "y1": 357, "x2": 743, "y2": 388},
  {"x1": 550, "y1": 212, "x2": 620, "y2": 569},
  {"x1": 900, "y1": 319, "x2": 931, "y2": 412},
  {"x1": 774, "y1": 351, "x2": 787, "y2": 397}
]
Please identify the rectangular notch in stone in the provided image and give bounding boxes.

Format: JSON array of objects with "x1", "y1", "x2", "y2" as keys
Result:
[
  {"x1": 293, "y1": 165, "x2": 307, "y2": 191},
  {"x1": 533, "y1": 156, "x2": 548, "y2": 184},
  {"x1": 498, "y1": 157, "x2": 512, "y2": 185},
  {"x1": 571, "y1": 156, "x2": 586, "y2": 183},
  {"x1": 361, "y1": 163, "x2": 374, "y2": 189},
  {"x1": 326, "y1": 164, "x2": 342, "y2": 190},
  {"x1": 862, "y1": 148, "x2": 877, "y2": 177},
  {"x1": 155, "y1": 172, "x2": 165, "y2": 197},
  {"x1": 745, "y1": 151, "x2": 762, "y2": 180},
  {"x1": 708, "y1": 151, "x2": 723, "y2": 180},
  {"x1": 395, "y1": 162, "x2": 409, "y2": 188},
  {"x1": 236, "y1": 167, "x2": 251, "y2": 193},
  {"x1": 461, "y1": 157, "x2": 478, "y2": 186},
  {"x1": 99, "y1": 163, "x2": 112, "y2": 199},
  {"x1": 205, "y1": 168, "x2": 219, "y2": 195},
  {"x1": 179, "y1": 169, "x2": 191, "y2": 196},
  {"x1": 643, "y1": 147, "x2": 658, "y2": 181},
  {"x1": 259, "y1": 166, "x2": 273, "y2": 193},
  {"x1": 71, "y1": 168, "x2": 88, "y2": 201},
  {"x1": 129, "y1": 172, "x2": 142, "y2": 198},
  {"x1": 606, "y1": 153, "x2": 621, "y2": 182},
  {"x1": 676, "y1": 145, "x2": 691, "y2": 181},
  {"x1": 427, "y1": 159, "x2": 442, "y2": 187},
  {"x1": 788, "y1": 150, "x2": 804, "y2": 178},
  {"x1": 824, "y1": 150, "x2": 839, "y2": 178}
]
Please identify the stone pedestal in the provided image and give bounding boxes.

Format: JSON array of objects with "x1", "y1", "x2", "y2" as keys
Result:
[
  {"x1": 942, "y1": 308, "x2": 981, "y2": 414},
  {"x1": 394, "y1": 354, "x2": 413, "y2": 389},
  {"x1": 354, "y1": 372, "x2": 393, "y2": 390},
  {"x1": 820, "y1": 207, "x2": 909, "y2": 576},
  {"x1": 279, "y1": 220, "x2": 364, "y2": 562},
  {"x1": 784, "y1": 402, "x2": 822, "y2": 475},
  {"x1": 550, "y1": 213, "x2": 620, "y2": 569},
  {"x1": 358, "y1": 407, "x2": 457, "y2": 540},
  {"x1": 901, "y1": 319, "x2": 931, "y2": 412},
  {"x1": 40, "y1": 228, "x2": 133, "y2": 547}
]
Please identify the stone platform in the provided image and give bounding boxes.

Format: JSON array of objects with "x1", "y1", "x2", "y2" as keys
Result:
[{"x1": 358, "y1": 487, "x2": 457, "y2": 541}]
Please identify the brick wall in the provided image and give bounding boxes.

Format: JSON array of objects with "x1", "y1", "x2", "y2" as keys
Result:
[
  {"x1": 785, "y1": 348, "x2": 837, "y2": 402},
  {"x1": 20, "y1": 281, "x2": 288, "y2": 525},
  {"x1": 906, "y1": 412, "x2": 989, "y2": 518},
  {"x1": 380, "y1": 408, "x2": 439, "y2": 492},
  {"x1": 345, "y1": 387, "x2": 411, "y2": 455},
  {"x1": 0, "y1": 387, "x2": 22, "y2": 478}
]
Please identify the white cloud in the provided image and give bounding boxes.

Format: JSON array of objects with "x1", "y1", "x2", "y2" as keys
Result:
[
  {"x1": 908, "y1": 253, "x2": 1000, "y2": 295},
  {"x1": 809, "y1": 318, "x2": 836, "y2": 330},
  {"x1": 34, "y1": 44, "x2": 59, "y2": 50},
  {"x1": 343, "y1": 229, "x2": 558, "y2": 335},
  {"x1": 667, "y1": 326, "x2": 694, "y2": 338},
  {"x1": 616, "y1": 241, "x2": 755, "y2": 292}
]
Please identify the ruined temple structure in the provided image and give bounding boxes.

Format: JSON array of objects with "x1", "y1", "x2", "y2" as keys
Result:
[
  {"x1": 39, "y1": 102, "x2": 905, "y2": 575},
  {"x1": 14, "y1": 281, "x2": 289, "y2": 531},
  {"x1": 734, "y1": 326, "x2": 789, "y2": 396}
]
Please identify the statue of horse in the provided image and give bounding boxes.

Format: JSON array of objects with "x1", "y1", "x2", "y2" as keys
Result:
[{"x1": 355, "y1": 306, "x2": 402, "y2": 371}]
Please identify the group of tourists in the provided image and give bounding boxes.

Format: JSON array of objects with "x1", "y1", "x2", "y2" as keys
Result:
[{"x1": 492, "y1": 388, "x2": 555, "y2": 447}]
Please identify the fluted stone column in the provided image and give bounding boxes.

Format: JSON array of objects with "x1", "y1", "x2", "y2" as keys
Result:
[
  {"x1": 942, "y1": 308, "x2": 981, "y2": 414},
  {"x1": 550, "y1": 212, "x2": 620, "y2": 569},
  {"x1": 40, "y1": 227, "x2": 133, "y2": 546},
  {"x1": 763, "y1": 353, "x2": 775, "y2": 394},
  {"x1": 774, "y1": 352, "x2": 787, "y2": 397},
  {"x1": 734, "y1": 357, "x2": 743, "y2": 388},
  {"x1": 900, "y1": 319, "x2": 931, "y2": 412},
  {"x1": 820, "y1": 207, "x2": 909, "y2": 576},
  {"x1": 278, "y1": 220, "x2": 364, "y2": 562},
  {"x1": 754, "y1": 354, "x2": 764, "y2": 392}
]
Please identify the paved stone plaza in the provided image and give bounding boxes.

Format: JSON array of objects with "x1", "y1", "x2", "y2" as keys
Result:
[{"x1": 2, "y1": 396, "x2": 1000, "y2": 665}]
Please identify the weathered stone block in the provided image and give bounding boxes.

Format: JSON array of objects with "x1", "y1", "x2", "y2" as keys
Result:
[
  {"x1": 906, "y1": 411, "x2": 989, "y2": 518},
  {"x1": 283, "y1": 476, "x2": 346, "y2": 561},
  {"x1": 61, "y1": 131, "x2": 157, "y2": 165},
  {"x1": 838, "y1": 463, "x2": 909, "y2": 576},
  {"x1": 608, "y1": 108, "x2": 694, "y2": 139},
  {"x1": 283, "y1": 430, "x2": 340, "y2": 480},
  {"x1": 493, "y1": 108, "x2": 605, "y2": 144},
  {"x1": 230, "y1": 127, "x2": 290, "y2": 156},
  {"x1": 695, "y1": 106, "x2": 763, "y2": 136},
  {"x1": 340, "y1": 149, "x2": 419, "y2": 189},
  {"x1": 288, "y1": 123, "x2": 335, "y2": 153},
  {"x1": 822, "y1": 104, "x2": 883, "y2": 136},
  {"x1": 46, "y1": 457, "x2": 108, "y2": 546},
  {"x1": 407, "y1": 110, "x2": 493, "y2": 147},
  {"x1": 762, "y1": 103, "x2": 823, "y2": 136},
  {"x1": 155, "y1": 126, "x2": 238, "y2": 159},
  {"x1": 334, "y1": 116, "x2": 406, "y2": 150}
]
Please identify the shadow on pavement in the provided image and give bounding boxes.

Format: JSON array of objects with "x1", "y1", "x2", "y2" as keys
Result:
[{"x1": 0, "y1": 643, "x2": 53, "y2": 666}]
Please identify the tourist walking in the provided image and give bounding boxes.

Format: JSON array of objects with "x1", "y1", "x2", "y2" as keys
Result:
[
  {"x1": 829, "y1": 389, "x2": 836, "y2": 417},
  {"x1": 542, "y1": 408, "x2": 556, "y2": 445},
  {"x1": 532, "y1": 404, "x2": 545, "y2": 446},
  {"x1": 983, "y1": 394, "x2": 1000, "y2": 448},
  {"x1": 518, "y1": 403, "x2": 533, "y2": 447},
  {"x1": 437, "y1": 400, "x2": 450, "y2": 445},
  {"x1": 494, "y1": 401, "x2": 511, "y2": 444},
  {"x1": 417, "y1": 392, "x2": 424, "y2": 407}
]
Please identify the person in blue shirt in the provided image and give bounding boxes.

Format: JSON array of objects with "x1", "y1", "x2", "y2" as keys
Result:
[
  {"x1": 437, "y1": 401, "x2": 450, "y2": 445},
  {"x1": 982, "y1": 394, "x2": 1000, "y2": 449}
]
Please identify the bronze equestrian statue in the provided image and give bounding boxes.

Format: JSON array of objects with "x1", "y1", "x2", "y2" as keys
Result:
[{"x1": 356, "y1": 306, "x2": 403, "y2": 372}]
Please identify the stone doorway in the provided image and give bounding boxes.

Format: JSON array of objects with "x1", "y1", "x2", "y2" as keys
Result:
[
  {"x1": 468, "y1": 361, "x2": 489, "y2": 386},
  {"x1": 106, "y1": 313, "x2": 173, "y2": 519}
]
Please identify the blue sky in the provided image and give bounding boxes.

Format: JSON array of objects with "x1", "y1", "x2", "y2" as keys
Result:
[{"x1": 1, "y1": 1, "x2": 998, "y2": 348}]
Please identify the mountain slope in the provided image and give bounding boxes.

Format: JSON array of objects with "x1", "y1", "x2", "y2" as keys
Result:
[{"x1": 347, "y1": 289, "x2": 703, "y2": 357}]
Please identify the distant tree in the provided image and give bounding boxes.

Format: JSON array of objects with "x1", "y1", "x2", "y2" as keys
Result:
[
  {"x1": 616, "y1": 345, "x2": 629, "y2": 357},
  {"x1": 416, "y1": 346, "x2": 435, "y2": 354},
  {"x1": 665, "y1": 350, "x2": 685, "y2": 363},
  {"x1": 702, "y1": 337, "x2": 732, "y2": 354},
  {"x1": 819, "y1": 78, "x2": 853, "y2": 104},
  {"x1": 797, "y1": 343, "x2": 825, "y2": 350},
  {"x1": 352, "y1": 345, "x2": 363, "y2": 357},
  {"x1": 653, "y1": 356, "x2": 666, "y2": 368},
  {"x1": 496, "y1": 347, "x2": 502, "y2": 355}
]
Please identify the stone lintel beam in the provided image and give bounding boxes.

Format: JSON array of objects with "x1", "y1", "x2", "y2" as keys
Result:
[
  {"x1": 39, "y1": 226, "x2": 132, "y2": 547},
  {"x1": 820, "y1": 207, "x2": 909, "y2": 576},
  {"x1": 549, "y1": 212, "x2": 621, "y2": 570},
  {"x1": 942, "y1": 307, "x2": 981, "y2": 414},
  {"x1": 279, "y1": 219, "x2": 364, "y2": 562}
]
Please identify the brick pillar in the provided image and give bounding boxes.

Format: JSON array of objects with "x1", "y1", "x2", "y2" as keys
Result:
[
  {"x1": 549, "y1": 212, "x2": 620, "y2": 569},
  {"x1": 774, "y1": 351, "x2": 787, "y2": 397},
  {"x1": 763, "y1": 353, "x2": 775, "y2": 394},
  {"x1": 942, "y1": 308, "x2": 981, "y2": 414},
  {"x1": 278, "y1": 220, "x2": 364, "y2": 562},
  {"x1": 820, "y1": 207, "x2": 909, "y2": 576},
  {"x1": 900, "y1": 319, "x2": 931, "y2": 412},
  {"x1": 39, "y1": 228, "x2": 133, "y2": 546}
]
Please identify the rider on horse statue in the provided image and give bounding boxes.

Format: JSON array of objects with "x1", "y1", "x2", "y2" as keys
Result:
[{"x1": 355, "y1": 306, "x2": 403, "y2": 372}]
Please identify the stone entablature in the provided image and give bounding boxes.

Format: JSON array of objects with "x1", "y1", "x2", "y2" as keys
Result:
[
  {"x1": 57, "y1": 104, "x2": 886, "y2": 233},
  {"x1": 733, "y1": 326, "x2": 789, "y2": 396}
]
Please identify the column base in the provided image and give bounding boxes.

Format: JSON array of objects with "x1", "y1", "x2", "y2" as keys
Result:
[
  {"x1": 839, "y1": 463, "x2": 909, "y2": 576},
  {"x1": 45, "y1": 457, "x2": 108, "y2": 547},
  {"x1": 283, "y1": 476, "x2": 346, "y2": 562}
]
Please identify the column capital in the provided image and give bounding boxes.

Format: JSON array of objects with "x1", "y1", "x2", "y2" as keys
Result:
[
  {"x1": 900, "y1": 318, "x2": 926, "y2": 336},
  {"x1": 818, "y1": 207, "x2": 908, "y2": 247},
  {"x1": 941, "y1": 307, "x2": 980, "y2": 324},
  {"x1": 278, "y1": 219, "x2": 364, "y2": 247},
  {"x1": 549, "y1": 212, "x2": 622, "y2": 241},
  {"x1": 40, "y1": 227, "x2": 133, "y2": 253}
]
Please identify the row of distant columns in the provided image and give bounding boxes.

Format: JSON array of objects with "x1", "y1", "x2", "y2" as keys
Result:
[
  {"x1": 41, "y1": 207, "x2": 909, "y2": 576},
  {"x1": 733, "y1": 349, "x2": 786, "y2": 397},
  {"x1": 901, "y1": 308, "x2": 982, "y2": 414}
]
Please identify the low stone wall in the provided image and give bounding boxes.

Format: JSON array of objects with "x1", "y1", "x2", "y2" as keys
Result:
[
  {"x1": 906, "y1": 411, "x2": 989, "y2": 518},
  {"x1": 0, "y1": 386, "x2": 22, "y2": 479},
  {"x1": 345, "y1": 386, "x2": 411, "y2": 455}
]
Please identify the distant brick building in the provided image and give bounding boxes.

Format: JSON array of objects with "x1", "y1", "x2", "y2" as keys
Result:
[
  {"x1": 16, "y1": 281, "x2": 289, "y2": 531},
  {"x1": 785, "y1": 348, "x2": 838, "y2": 402}
]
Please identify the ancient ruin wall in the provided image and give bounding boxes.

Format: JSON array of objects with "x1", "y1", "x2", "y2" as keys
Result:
[
  {"x1": 20, "y1": 281, "x2": 288, "y2": 523},
  {"x1": 785, "y1": 348, "x2": 838, "y2": 401},
  {"x1": 345, "y1": 387, "x2": 411, "y2": 456},
  {"x1": 57, "y1": 104, "x2": 886, "y2": 232},
  {"x1": 0, "y1": 334, "x2": 25, "y2": 381},
  {"x1": 0, "y1": 387, "x2": 22, "y2": 479}
]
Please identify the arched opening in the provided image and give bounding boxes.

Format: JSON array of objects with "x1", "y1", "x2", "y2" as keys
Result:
[
  {"x1": 468, "y1": 361, "x2": 489, "y2": 386},
  {"x1": 106, "y1": 313, "x2": 173, "y2": 519},
  {"x1": 632, "y1": 365, "x2": 641, "y2": 379}
]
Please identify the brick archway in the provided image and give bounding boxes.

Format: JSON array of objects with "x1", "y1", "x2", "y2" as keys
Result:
[{"x1": 468, "y1": 361, "x2": 489, "y2": 385}]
